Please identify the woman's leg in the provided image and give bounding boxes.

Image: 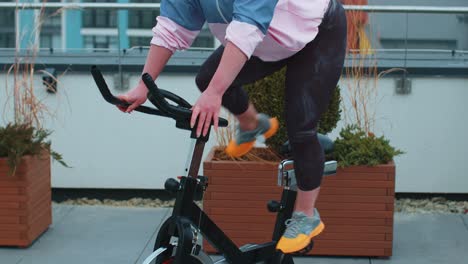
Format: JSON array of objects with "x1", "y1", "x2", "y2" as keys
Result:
[
  {"x1": 196, "y1": 46, "x2": 285, "y2": 113},
  {"x1": 285, "y1": 0, "x2": 347, "y2": 214},
  {"x1": 276, "y1": 0, "x2": 347, "y2": 253},
  {"x1": 196, "y1": 46, "x2": 286, "y2": 143}
]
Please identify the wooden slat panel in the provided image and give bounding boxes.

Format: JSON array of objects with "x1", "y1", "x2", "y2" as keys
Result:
[
  {"x1": 0, "y1": 195, "x2": 28, "y2": 203},
  {"x1": 384, "y1": 248, "x2": 393, "y2": 256},
  {"x1": 202, "y1": 151, "x2": 395, "y2": 258},
  {"x1": 318, "y1": 195, "x2": 394, "y2": 204},
  {"x1": 206, "y1": 161, "x2": 278, "y2": 171},
  {"x1": 207, "y1": 221, "x2": 277, "y2": 231},
  {"x1": 206, "y1": 185, "x2": 282, "y2": 194},
  {"x1": 318, "y1": 232, "x2": 385, "y2": 241},
  {"x1": 318, "y1": 217, "x2": 388, "y2": 226},
  {"x1": 210, "y1": 177, "x2": 279, "y2": 186},
  {"x1": 0, "y1": 208, "x2": 29, "y2": 217},
  {"x1": 204, "y1": 200, "x2": 271, "y2": 209},
  {"x1": 204, "y1": 231, "x2": 387, "y2": 242},
  {"x1": 0, "y1": 187, "x2": 21, "y2": 195},
  {"x1": 26, "y1": 193, "x2": 51, "y2": 224},
  {"x1": 0, "y1": 180, "x2": 29, "y2": 187},
  {"x1": 26, "y1": 206, "x2": 51, "y2": 243},
  {"x1": 205, "y1": 186, "x2": 389, "y2": 197},
  {"x1": 336, "y1": 163, "x2": 395, "y2": 173},
  {"x1": 26, "y1": 179, "x2": 51, "y2": 208},
  {"x1": 0, "y1": 230, "x2": 25, "y2": 240},
  {"x1": 319, "y1": 187, "x2": 387, "y2": 196},
  {"x1": 204, "y1": 241, "x2": 390, "y2": 257},
  {"x1": 210, "y1": 192, "x2": 281, "y2": 201},
  {"x1": 204, "y1": 169, "x2": 277, "y2": 179},
  {"x1": 322, "y1": 180, "x2": 393, "y2": 188},
  {"x1": 316, "y1": 202, "x2": 387, "y2": 211},
  {"x1": 0, "y1": 215, "x2": 20, "y2": 224},
  {"x1": 324, "y1": 173, "x2": 389, "y2": 181},
  {"x1": 0, "y1": 201, "x2": 21, "y2": 209},
  {"x1": 0, "y1": 238, "x2": 28, "y2": 247},
  {"x1": 209, "y1": 207, "x2": 275, "y2": 216},
  {"x1": 0, "y1": 224, "x2": 27, "y2": 231}
]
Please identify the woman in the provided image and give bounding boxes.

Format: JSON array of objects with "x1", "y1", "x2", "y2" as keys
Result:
[{"x1": 117, "y1": 0, "x2": 347, "y2": 254}]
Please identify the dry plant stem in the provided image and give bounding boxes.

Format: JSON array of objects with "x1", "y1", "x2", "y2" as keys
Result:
[
  {"x1": 342, "y1": 9, "x2": 380, "y2": 134},
  {"x1": 4, "y1": 4, "x2": 65, "y2": 129}
]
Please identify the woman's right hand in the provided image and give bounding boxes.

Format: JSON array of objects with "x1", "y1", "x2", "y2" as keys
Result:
[{"x1": 116, "y1": 82, "x2": 148, "y2": 113}]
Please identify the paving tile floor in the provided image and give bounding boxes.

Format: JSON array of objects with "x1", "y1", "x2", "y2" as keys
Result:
[{"x1": 0, "y1": 205, "x2": 467, "y2": 264}]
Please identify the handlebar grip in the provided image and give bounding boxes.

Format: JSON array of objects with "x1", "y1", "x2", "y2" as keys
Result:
[
  {"x1": 141, "y1": 73, "x2": 169, "y2": 109},
  {"x1": 91, "y1": 66, "x2": 167, "y2": 116},
  {"x1": 142, "y1": 73, "x2": 193, "y2": 120},
  {"x1": 142, "y1": 73, "x2": 228, "y2": 127}
]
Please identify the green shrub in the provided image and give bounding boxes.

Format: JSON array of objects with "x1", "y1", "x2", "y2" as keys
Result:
[
  {"x1": 244, "y1": 68, "x2": 341, "y2": 154},
  {"x1": 332, "y1": 125, "x2": 404, "y2": 167},
  {"x1": 0, "y1": 123, "x2": 68, "y2": 176}
]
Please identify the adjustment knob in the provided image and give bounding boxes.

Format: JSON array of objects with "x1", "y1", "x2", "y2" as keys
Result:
[
  {"x1": 164, "y1": 178, "x2": 180, "y2": 193},
  {"x1": 267, "y1": 200, "x2": 282, "y2": 212}
]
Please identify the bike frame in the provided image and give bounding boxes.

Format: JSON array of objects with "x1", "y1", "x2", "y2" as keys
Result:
[{"x1": 157, "y1": 131, "x2": 296, "y2": 263}]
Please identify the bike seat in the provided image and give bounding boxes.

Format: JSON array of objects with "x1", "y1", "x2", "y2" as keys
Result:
[{"x1": 280, "y1": 133, "x2": 334, "y2": 157}]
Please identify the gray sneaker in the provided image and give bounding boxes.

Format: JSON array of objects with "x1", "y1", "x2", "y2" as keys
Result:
[
  {"x1": 276, "y1": 209, "x2": 325, "y2": 253},
  {"x1": 225, "y1": 113, "x2": 278, "y2": 157}
]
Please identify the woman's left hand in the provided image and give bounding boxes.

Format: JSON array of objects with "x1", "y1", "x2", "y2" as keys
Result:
[{"x1": 190, "y1": 89, "x2": 222, "y2": 137}]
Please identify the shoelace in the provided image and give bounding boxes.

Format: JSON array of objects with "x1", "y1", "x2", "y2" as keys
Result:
[{"x1": 284, "y1": 217, "x2": 304, "y2": 237}]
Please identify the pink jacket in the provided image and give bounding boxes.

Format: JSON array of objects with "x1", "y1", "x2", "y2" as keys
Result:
[{"x1": 151, "y1": 0, "x2": 330, "y2": 62}]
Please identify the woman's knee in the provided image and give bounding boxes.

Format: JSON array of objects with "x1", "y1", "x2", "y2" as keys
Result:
[
  {"x1": 288, "y1": 129, "x2": 325, "y2": 191},
  {"x1": 195, "y1": 70, "x2": 210, "y2": 92}
]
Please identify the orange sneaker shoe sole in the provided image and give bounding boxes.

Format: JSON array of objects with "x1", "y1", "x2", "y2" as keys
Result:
[
  {"x1": 225, "y1": 117, "x2": 279, "y2": 158},
  {"x1": 276, "y1": 221, "x2": 325, "y2": 254}
]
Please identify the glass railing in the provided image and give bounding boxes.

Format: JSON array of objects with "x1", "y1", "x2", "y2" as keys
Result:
[{"x1": 0, "y1": 1, "x2": 467, "y2": 67}]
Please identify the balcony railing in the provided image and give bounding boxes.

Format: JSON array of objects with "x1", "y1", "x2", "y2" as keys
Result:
[{"x1": 0, "y1": 2, "x2": 467, "y2": 73}]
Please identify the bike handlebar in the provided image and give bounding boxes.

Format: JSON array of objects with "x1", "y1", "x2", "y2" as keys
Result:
[{"x1": 91, "y1": 66, "x2": 228, "y2": 128}]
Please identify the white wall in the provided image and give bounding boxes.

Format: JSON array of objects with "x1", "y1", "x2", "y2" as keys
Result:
[
  {"x1": 1, "y1": 71, "x2": 467, "y2": 193},
  {"x1": 334, "y1": 77, "x2": 468, "y2": 193}
]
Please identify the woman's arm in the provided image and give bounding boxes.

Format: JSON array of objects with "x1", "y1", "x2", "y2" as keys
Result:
[
  {"x1": 141, "y1": 44, "x2": 173, "y2": 82},
  {"x1": 190, "y1": 41, "x2": 248, "y2": 137},
  {"x1": 119, "y1": 45, "x2": 173, "y2": 113},
  {"x1": 205, "y1": 41, "x2": 248, "y2": 96}
]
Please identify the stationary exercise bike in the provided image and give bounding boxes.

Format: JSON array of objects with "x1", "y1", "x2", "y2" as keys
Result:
[{"x1": 91, "y1": 66, "x2": 337, "y2": 264}]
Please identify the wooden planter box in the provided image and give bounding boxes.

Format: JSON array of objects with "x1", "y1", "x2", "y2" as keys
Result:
[
  {"x1": 202, "y1": 147, "x2": 395, "y2": 258},
  {"x1": 0, "y1": 153, "x2": 52, "y2": 247}
]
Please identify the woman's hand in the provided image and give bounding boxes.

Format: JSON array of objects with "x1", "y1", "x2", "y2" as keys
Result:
[
  {"x1": 190, "y1": 88, "x2": 222, "y2": 137},
  {"x1": 116, "y1": 82, "x2": 148, "y2": 113}
]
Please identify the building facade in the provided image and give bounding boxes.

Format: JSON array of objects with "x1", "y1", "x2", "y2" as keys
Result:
[
  {"x1": 0, "y1": 0, "x2": 215, "y2": 50},
  {"x1": 1, "y1": 0, "x2": 467, "y2": 51}
]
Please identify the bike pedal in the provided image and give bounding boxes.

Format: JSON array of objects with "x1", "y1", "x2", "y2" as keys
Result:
[{"x1": 292, "y1": 240, "x2": 315, "y2": 255}]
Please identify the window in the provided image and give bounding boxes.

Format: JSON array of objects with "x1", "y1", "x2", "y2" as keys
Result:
[
  {"x1": 129, "y1": 37, "x2": 152, "y2": 47},
  {"x1": 0, "y1": 0, "x2": 15, "y2": 48},
  {"x1": 127, "y1": 0, "x2": 214, "y2": 49},
  {"x1": 192, "y1": 25, "x2": 215, "y2": 49},
  {"x1": 0, "y1": 33, "x2": 15, "y2": 48},
  {"x1": 128, "y1": 0, "x2": 160, "y2": 29},
  {"x1": 39, "y1": 0, "x2": 62, "y2": 49},
  {"x1": 83, "y1": 0, "x2": 117, "y2": 28},
  {"x1": 84, "y1": 35, "x2": 118, "y2": 50},
  {"x1": 380, "y1": 39, "x2": 458, "y2": 50}
]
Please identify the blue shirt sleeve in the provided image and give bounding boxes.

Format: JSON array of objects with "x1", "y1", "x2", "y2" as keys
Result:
[
  {"x1": 232, "y1": 0, "x2": 279, "y2": 34},
  {"x1": 160, "y1": 0, "x2": 205, "y2": 31}
]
